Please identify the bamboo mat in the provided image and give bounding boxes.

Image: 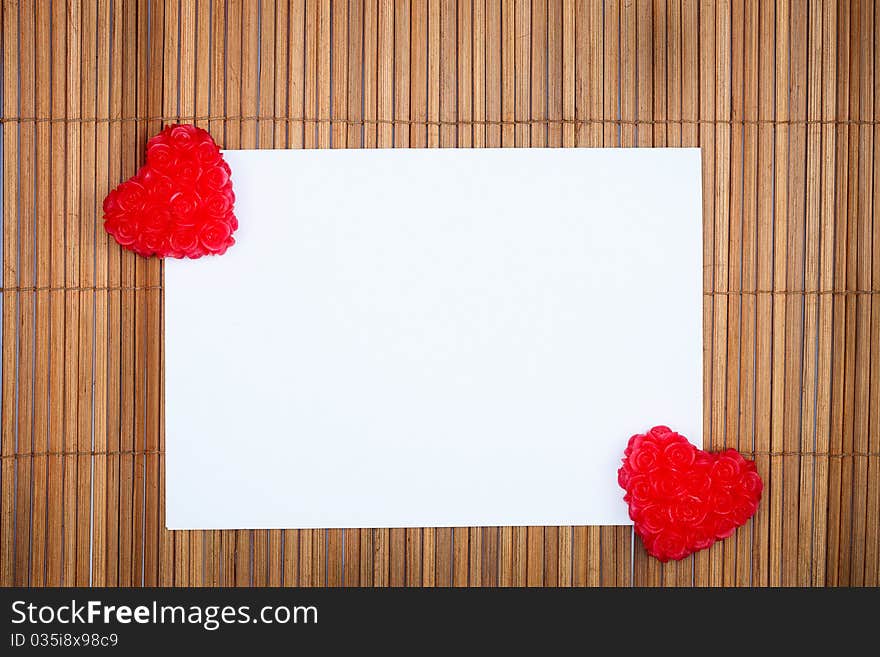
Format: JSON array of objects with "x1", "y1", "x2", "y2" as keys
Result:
[{"x1": 0, "y1": 0, "x2": 878, "y2": 588}]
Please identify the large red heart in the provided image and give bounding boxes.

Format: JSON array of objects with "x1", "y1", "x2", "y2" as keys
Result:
[
  {"x1": 103, "y1": 124, "x2": 237, "y2": 258},
  {"x1": 617, "y1": 426, "x2": 763, "y2": 561}
]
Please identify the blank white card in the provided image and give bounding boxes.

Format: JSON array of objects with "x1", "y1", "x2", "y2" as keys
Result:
[{"x1": 165, "y1": 148, "x2": 703, "y2": 529}]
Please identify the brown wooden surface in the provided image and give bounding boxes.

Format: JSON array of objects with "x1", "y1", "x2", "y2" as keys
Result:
[{"x1": 1, "y1": 0, "x2": 878, "y2": 587}]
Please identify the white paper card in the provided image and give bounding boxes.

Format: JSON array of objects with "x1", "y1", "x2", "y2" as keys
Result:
[{"x1": 165, "y1": 147, "x2": 703, "y2": 529}]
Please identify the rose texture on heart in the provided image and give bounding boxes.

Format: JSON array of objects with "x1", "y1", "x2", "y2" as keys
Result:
[
  {"x1": 617, "y1": 426, "x2": 763, "y2": 562},
  {"x1": 102, "y1": 124, "x2": 237, "y2": 258}
]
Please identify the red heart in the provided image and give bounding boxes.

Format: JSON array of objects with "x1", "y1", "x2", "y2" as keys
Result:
[
  {"x1": 103, "y1": 124, "x2": 237, "y2": 258},
  {"x1": 617, "y1": 426, "x2": 763, "y2": 562}
]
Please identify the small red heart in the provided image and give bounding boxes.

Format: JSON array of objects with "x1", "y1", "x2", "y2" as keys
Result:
[
  {"x1": 618, "y1": 426, "x2": 763, "y2": 562},
  {"x1": 103, "y1": 124, "x2": 237, "y2": 258}
]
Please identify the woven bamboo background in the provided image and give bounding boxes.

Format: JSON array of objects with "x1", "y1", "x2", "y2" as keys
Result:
[{"x1": 0, "y1": 0, "x2": 878, "y2": 587}]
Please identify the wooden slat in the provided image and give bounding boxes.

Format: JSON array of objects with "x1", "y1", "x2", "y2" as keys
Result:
[
  {"x1": 92, "y1": 0, "x2": 112, "y2": 587},
  {"x1": 118, "y1": 0, "x2": 138, "y2": 587},
  {"x1": 850, "y1": 0, "x2": 874, "y2": 587},
  {"x1": 541, "y1": 0, "x2": 563, "y2": 589},
  {"x1": 453, "y1": 0, "x2": 473, "y2": 589},
  {"x1": 2, "y1": 0, "x2": 878, "y2": 588},
  {"x1": 812, "y1": 0, "x2": 836, "y2": 587},
  {"x1": 173, "y1": 0, "x2": 192, "y2": 588},
  {"x1": 31, "y1": 0, "x2": 53, "y2": 588},
  {"x1": 407, "y1": 0, "x2": 427, "y2": 588},
  {"x1": 737, "y1": 0, "x2": 759, "y2": 587},
  {"x1": 633, "y1": 0, "x2": 658, "y2": 589},
  {"x1": 15, "y1": 0, "x2": 36, "y2": 588},
  {"x1": 867, "y1": 0, "x2": 880, "y2": 588},
  {"x1": 695, "y1": 0, "x2": 718, "y2": 588},
  {"x1": 63, "y1": 0, "x2": 82, "y2": 586},
  {"x1": 1, "y1": 0, "x2": 18, "y2": 588},
  {"x1": 753, "y1": 0, "x2": 774, "y2": 588},
  {"x1": 168, "y1": 2, "x2": 189, "y2": 586},
  {"x1": 782, "y1": 0, "x2": 806, "y2": 587},
  {"x1": 189, "y1": 0, "x2": 210, "y2": 588},
  {"x1": 838, "y1": 0, "x2": 860, "y2": 586}
]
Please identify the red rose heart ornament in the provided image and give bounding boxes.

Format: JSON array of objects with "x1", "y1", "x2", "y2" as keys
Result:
[
  {"x1": 618, "y1": 426, "x2": 763, "y2": 562},
  {"x1": 103, "y1": 124, "x2": 237, "y2": 258}
]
